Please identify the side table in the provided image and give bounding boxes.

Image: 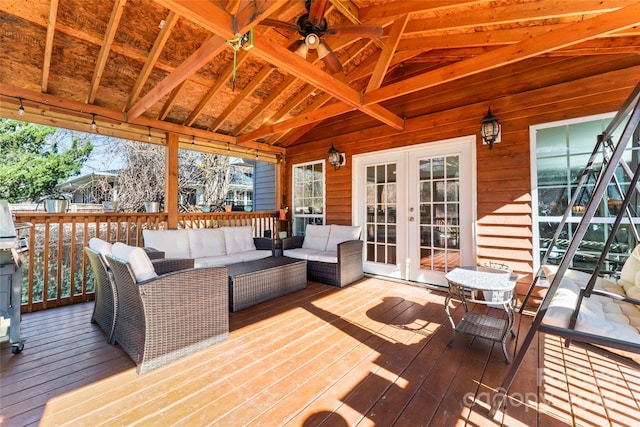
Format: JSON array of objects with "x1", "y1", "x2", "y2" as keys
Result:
[{"x1": 444, "y1": 266, "x2": 518, "y2": 363}]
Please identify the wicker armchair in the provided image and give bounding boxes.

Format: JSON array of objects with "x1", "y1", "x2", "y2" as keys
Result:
[
  {"x1": 85, "y1": 247, "x2": 117, "y2": 344},
  {"x1": 105, "y1": 255, "x2": 229, "y2": 374},
  {"x1": 282, "y1": 235, "x2": 364, "y2": 287},
  {"x1": 85, "y1": 246, "x2": 193, "y2": 345}
]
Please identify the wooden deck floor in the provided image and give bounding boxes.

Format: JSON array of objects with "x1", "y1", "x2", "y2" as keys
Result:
[{"x1": 2, "y1": 276, "x2": 639, "y2": 426}]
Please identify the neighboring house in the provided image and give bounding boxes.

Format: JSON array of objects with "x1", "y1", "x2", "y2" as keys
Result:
[
  {"x1": 56, "y1": 171, "x2": 118, "y2": 204},
  {"x1": 58, "y1": 161, "x2": 276, "y2": 212}
]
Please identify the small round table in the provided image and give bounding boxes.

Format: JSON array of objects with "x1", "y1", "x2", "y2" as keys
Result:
[{"x1": 444, "y1": 266, "x2": 518, "y2": 363}]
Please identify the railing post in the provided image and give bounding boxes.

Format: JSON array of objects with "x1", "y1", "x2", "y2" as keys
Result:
[{"x1": 166, "y1": 132, "x2": 179, "y2": 230}]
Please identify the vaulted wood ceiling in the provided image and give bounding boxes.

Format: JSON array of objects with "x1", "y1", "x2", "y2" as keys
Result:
[{"x1": 1, "y1": 0, "x2": 640, "y2": 162}]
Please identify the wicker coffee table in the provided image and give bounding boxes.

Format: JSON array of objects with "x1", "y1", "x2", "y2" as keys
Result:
[{"x1": 227, "y1": 257, "x2": 307, "y2": 312}]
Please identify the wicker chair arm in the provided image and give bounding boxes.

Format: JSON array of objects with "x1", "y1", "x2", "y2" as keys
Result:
[
  {"x1": 253, "y1": 237, "x2": 274, "y2": 251},
  {"x1": 152, "y1": 258, "x2": 194, "y2": 275},
  {"x1": 337, "y1": 239, "x2": 364, "y2": 260},
  {"x1": 143, "y1": 247, "x2": 165, "y2": 260},
  {"x1": 137, "y1": 266, "x2": 227, "y2": 294},
  {"x1": 282, "y1": 235, "x2": 304, "y2": 250}
]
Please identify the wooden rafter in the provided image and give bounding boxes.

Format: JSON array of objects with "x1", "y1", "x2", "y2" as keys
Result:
[
  {"x1": 156, "y1": 0, "x2": 404, "y2": 131},
  {"x1": 125, "y1": 10, "x2": 178, "y2": 111},
  {"x1": 41, "y1": 0, "x2": 58, "y2": 93},
  {"x1": 157, "y1": 81, "x2": 187, "y2": 120},
  {"x1": 183, "y1": 49, "x2": 251, "y2": 126},
  {"x1": 208, "y1": 66, "x2": 273, "y2": 132},
  {"x1": 237, "y1": 102, "x2": 355, "y2": 144},
  {"x1": 86, "y1": 0, "x2": 127, "y2": 104},
  {"x1": 127, "y1": 35, "x2": 227, "y2": 121},
  {"x1": 366, "y1": 2, "x2": 640, "y2": 105},
  {"x1": 401, "y1": 0, "x2": 636, "y2": 37},
  {"x1": 232, "y1": 75, "x2": 296, "y2": 135},
  {"x1": 366, "y1": 13, "x2": 408, "y2": 92}
]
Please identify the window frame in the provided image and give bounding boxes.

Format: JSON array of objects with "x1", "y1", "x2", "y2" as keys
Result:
[{"x1": 291, "y1": 160, "x2": 326, "y2": 235}]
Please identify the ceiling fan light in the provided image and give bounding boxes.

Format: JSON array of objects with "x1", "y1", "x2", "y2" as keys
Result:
[
  {"x1": 316, "y1": 42, "x2": 330, "y2": 59},
  {"x1": 304, "y1": 33, "x2": 320, "y2": 49},
  {"x1": 294, "y1": 42, "x2": 309, "y2": 58}
]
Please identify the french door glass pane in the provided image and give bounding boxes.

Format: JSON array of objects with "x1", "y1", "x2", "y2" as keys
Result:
[
  {"x1": 419, "y1": 156, "x2": 460, "y2": 272},
  {"x1": 366, "y1": 163, "x2": 397, "y2": 264}
]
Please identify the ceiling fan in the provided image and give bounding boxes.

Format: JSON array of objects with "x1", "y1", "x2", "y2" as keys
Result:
[{"x1": 260, "y1": 0, "x2": 383, "y2": 73}]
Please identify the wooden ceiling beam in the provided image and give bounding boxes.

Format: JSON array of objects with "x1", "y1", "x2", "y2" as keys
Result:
[
  {"x1": 366, "y1": 2, "x2": 640, "y2": 105},
  {"x1": 366, "y1": 14, "x2": 408, "y2": 92},
  {"x1": 41, "y1": 0, "x2": 58, "y2": 93},
  {"x1": 360, "y1": 1, "x2": 486, "y2": 24},
  {"x1": 86, "y1": 0, "x2": 127, "y2": 104},
  {"x1": 0, "y1": 83, "x2": 244, "y2": 144},
  {"x1": 156, "y1": 0, "x2": 404, "y2": 131},
  {"x1": 127, "y1": 35, "x2": 227, "y2": 121},
  {"x1": 237, "y1": 102, "x2": 355, "y2": 144},
  {"x1": 125, "y1": 10, "x2": 178, "y2": 111},
  {"x1": 402, "y1": 0, "x2": 635, "y2": 36}
]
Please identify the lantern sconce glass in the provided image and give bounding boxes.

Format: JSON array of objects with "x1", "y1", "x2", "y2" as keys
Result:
[
  {"x1": 17, "y1": 98, "x2": 25, "y2": 116},
  {"x1": 480, "y1": 107, "x2": 501, "y2": 150},
  {"x1": 91, "y1": 113, "x2": 97, "y2": 130},
  {"x1": 328, "y1": 144, "x2": 345, "y2": 171}
]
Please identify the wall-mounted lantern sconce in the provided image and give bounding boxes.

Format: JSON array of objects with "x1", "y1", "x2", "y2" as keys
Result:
[
  {"x1": 328, "y1": 144, "x2": 345, "y2": 171},
  {"x1": 17, "y1": 97, "x2": 25, "y2": 116},
  {"x1": 480, "y1": 107, "x2": 501, "y2": 150}
]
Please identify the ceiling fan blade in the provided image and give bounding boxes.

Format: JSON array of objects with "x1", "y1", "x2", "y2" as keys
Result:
[
  {"x1": 307, "y1": 0, "x2": 329, "y2": 26},
  {"x1": 317, "y1": 40, "x2": 342, "y2": 74},
  {"x1": 260, "y1": 18, "x2": 300, "y2": 31},
  {"x1": 325, "y1": 25, "x2": 384, "y2": 38}
]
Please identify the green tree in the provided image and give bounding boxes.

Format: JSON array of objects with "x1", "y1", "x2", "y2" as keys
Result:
[{"x1": 0, "y1": 119, "x2": 93, "y2": 202}]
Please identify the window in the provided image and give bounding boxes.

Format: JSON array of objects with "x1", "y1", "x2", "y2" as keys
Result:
[
  {"x1": 533, "y1": 113, "x2": 640, "y2": 274},
  {"x1": 292, "y1": 161, "x2": 325, "y2": 235}
]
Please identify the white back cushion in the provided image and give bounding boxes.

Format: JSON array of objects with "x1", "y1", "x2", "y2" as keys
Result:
[
  {"x1": 325, "y1": 225, "x2": 362, "y2": 252},
  {"x1": 620, "y1": 245, "x2": 640, "y2": 289},
  {"x1": 302, "y1": 224, "x2": 331, "y2": 251},
  {"x1": 142, "y1": 229, "x2": 190, "y2": 259},
  {"x1": 89, "y1": 237, "x2": 112, "y2": 257},
  {"x1": 112, "y1": 242, "x2": 157, "y2": 282},
  {"x1": 188, "y1": 228, "x2": 226, "y2": 258},
  {"x1": 221, "y1": 226, "x2": 256, "y2": 254}
]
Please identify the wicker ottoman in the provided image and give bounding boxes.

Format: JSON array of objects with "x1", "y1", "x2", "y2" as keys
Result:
[{"x1": 227, "y1": 257, "x2": 307, "y2": 312}]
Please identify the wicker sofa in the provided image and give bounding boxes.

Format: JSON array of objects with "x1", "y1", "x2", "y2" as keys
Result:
[
  {"x1": 105, "y1": 244, "x2": 228, "y2": 374},
  {"x1": 282, "y1": 224, "x2": 364, "y2": 287},
  {"x1": 142, "y1": 226, "x2": 272, "y2": 268}
]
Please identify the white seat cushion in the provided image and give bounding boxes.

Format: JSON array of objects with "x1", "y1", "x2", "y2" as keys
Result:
[
  {"x1": 112, "y1": 242, "x2": 157, "y2": 283},
  {"x1": 188, "y1": 228, "x2": 226, "y2": 258},
  {"x1": 542, "y1": 265, "x2": 640, "y2": 363},
  {"x1": 238, "y1": 250, "x2": 272, "y2": 262},
  {"x1": 326, "y1": 225, "x2": 361, "y2": 252},
  {"x1": 89, "y1": 237, "x2": 112, "y2": 257},
  {"x1": 221, "y1": 226, "x2": 256, "y2": 254},
  {"x1": 302, "y1": 224, "x2": 331, "y2": 251},
  {"x1": 142, "y1": 229, "x2": 190, "y2": 259}
]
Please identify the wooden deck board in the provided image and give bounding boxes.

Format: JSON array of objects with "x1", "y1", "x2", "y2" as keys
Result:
[{"x1": 1, "y1": 276, "x2": 639, "y2": 426}]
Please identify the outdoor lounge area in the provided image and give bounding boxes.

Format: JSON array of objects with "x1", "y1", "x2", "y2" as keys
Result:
[
  {"x1": 2, "y1": 1, "x2": 640, "y2": 426},
  {"x1": 2, "y1": 276, "x2": 640, "y2": 426}
]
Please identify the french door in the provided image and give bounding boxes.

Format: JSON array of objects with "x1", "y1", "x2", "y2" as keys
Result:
[{"x1": 353, "y1": 136, "x2": 476, "y2": 287}]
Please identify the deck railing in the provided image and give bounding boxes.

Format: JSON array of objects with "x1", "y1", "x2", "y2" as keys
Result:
[{"x1": 14, "y1": 211, "x2": 279, "y2": 313}]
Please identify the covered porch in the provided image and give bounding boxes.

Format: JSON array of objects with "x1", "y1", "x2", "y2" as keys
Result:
[{"x1": 3, "y1": 277, "x2": 639, "y2": 426}]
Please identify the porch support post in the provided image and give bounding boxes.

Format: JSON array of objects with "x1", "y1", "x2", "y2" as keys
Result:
[{"x1": 166, "y1": 132, "x2": 179, "y2": 229}]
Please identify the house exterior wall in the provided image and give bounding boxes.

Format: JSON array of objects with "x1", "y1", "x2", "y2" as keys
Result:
[
  {"x1": 283, "y1": 66, "x2": 640, "y2": 296},
  {"x1": 253, "y1": 161, "x2": 277, "y2": 211}
]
